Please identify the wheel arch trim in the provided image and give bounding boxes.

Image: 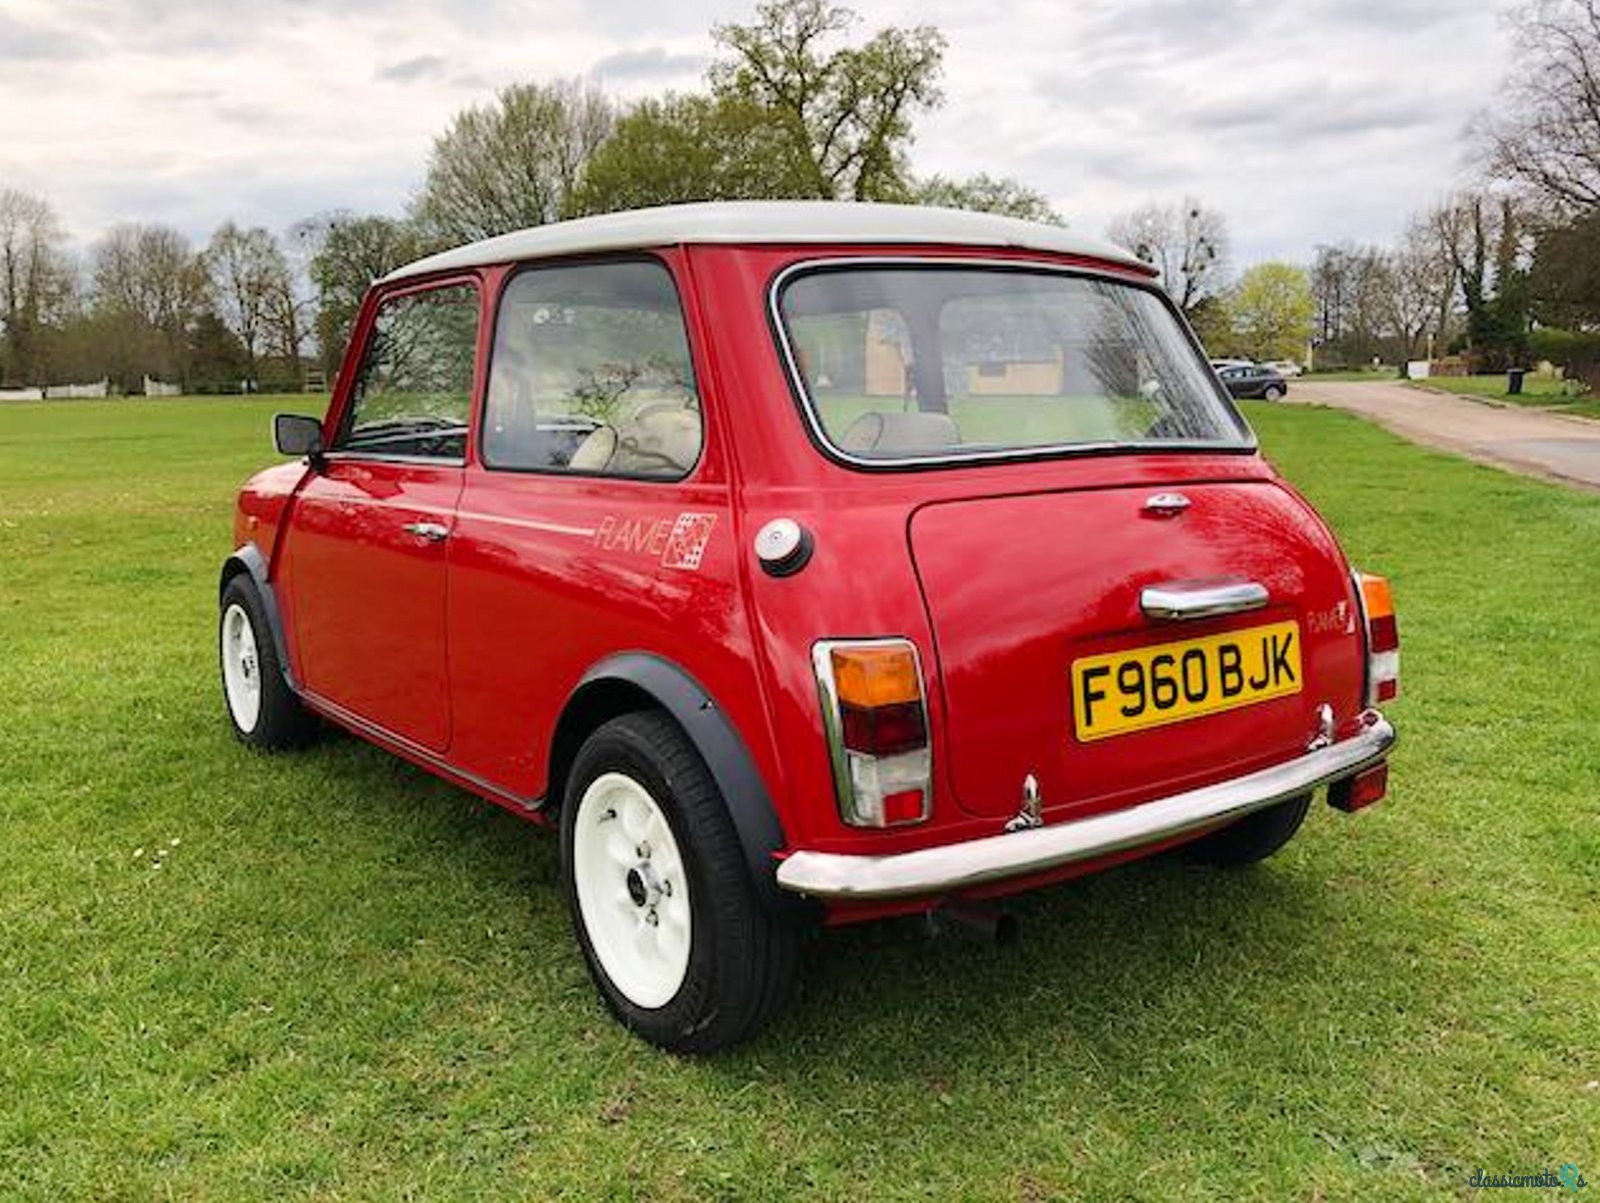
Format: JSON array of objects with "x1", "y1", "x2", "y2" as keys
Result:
[
  {"x1": 219, "y1": 544, "x2": 297, "y2": 691},
  {"x1": 552, "y1": 652, "x2": 816, "y2": 925}
]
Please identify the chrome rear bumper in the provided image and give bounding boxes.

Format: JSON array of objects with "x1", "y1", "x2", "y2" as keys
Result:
[{"x1": 776, "y1": 712, "x2": 1395, "y2": 901}]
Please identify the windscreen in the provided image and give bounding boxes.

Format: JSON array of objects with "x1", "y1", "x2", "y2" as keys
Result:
[{"x1": 777, "y1": 266, "x2": 1251, "y2": 462}]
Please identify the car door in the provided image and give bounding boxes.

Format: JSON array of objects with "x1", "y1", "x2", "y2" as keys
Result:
[
  {"x1": 284, "y1": 279, "x2": 481, "y2": 752},
  {"x1": 442, "y1": 256, "x2": 725, "y2": 797}
]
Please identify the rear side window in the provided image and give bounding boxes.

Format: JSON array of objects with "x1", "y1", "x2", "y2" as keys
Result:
[
  {"x1": 777, "y1": 266, "x2": 1251, "y2": 464},
  {"x1": 337, "y1": 283, "x2": 479, "y2": 460},
  {"x1": 484, "y1": 260, "x2": 701, "y2": 480}
]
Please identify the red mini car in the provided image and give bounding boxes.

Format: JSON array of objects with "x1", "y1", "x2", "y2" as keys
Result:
[{"x1": 219, "y1": 202, "x2": 1398, "y2": 1053}]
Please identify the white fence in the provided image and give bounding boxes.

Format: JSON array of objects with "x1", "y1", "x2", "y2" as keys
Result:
[
  {"x1": 0, "y1": 379, "x2": 115, "y2": 400},
  {"x1": 45, "y1": 379, "x2": 110, "y2": 399},
  {"x1": 143, "y1": 376, "x2": 182, "y2": 397}
]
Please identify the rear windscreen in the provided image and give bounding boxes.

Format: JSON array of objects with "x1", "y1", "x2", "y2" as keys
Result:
[{"x1": 776, "y1": 266, "x2": 1251, "y2": 463}]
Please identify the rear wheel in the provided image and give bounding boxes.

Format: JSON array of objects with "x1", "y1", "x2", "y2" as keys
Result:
[
  {"x1": 561, "y1": 712, "x2": 798, "y2": 1054},
  {"x1": 219, "y1": 575, "x2": 317, "y2": 750},
  {"x1": 1185, "y1": 793, "x2": 1311, "y2": 866},
  {"x1": 1263, "y1": 384, "x2": 1285, "y2": 401}
]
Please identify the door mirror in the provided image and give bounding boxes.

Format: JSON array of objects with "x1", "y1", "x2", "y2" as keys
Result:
[{"x1": 274, "y1": 413, "x2": 325, "y2": 459}]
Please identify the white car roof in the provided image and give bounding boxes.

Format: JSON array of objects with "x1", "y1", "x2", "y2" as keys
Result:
[{"x1": 383, "y1": 200, "x2": 1152, "y2": 283}]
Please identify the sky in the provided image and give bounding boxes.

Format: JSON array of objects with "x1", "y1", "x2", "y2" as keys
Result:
[{"x1": 0, "y1": 0, "x2": 1510, "y2": 269}]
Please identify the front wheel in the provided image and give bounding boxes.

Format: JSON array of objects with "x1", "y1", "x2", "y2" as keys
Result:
[
  {"x1": 219, "y1": 575, "x2": 317, "y2": 750},
  {"x1": 561, "y1": 712, "x2": 797, "y2": 1054}
]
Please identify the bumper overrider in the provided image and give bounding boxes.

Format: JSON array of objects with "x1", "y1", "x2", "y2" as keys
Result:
[{"x1": 776, "y1": 710, "x2": 1396, "y2": 901}]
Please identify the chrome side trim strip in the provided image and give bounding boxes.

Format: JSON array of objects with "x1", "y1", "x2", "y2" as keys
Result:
[
  {"x1": 776, "y1": 712, "x2": 1395, "y2": 900},
  {"x1": 1140, "y1": 578, "x2": 1270, "y2": 620},
  {"x1": 298, "y1": 689, "x2": 544, "y2": 815}
]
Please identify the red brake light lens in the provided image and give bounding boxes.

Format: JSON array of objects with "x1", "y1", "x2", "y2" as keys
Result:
[{"x1": 839, "y1": 699, "x2": 927, "y2": 757}]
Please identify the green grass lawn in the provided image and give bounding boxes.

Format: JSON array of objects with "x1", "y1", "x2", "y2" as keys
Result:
[
  {"x1": 2, "y1": 395, "x2": 1596, "y2": 1200},
  {"x1": 1413, "y1": 374, "x2": 1600, "y2": 421}
]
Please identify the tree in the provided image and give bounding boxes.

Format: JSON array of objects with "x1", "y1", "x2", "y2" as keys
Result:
[
  {"x1": 1395, "y1": 207, "x2": 1463, "y2": 357},
  {"x1": 1529, "y1": 207, "x2": 1600, "y2": 326},
  {"x1": 186, "y1": 310, "x2": 251, "y2": 395},
  {"x1": 1106, "y1": 198, "x2": 1229, "y2": 314},
  {"x1": 1185, "y1": 294, "x2": 1234, "y2": 355},
  {"x1": 303, "y1": 213, "x2": 426, "y2": 377},
  {"x1": 413, "y1": 79, "x2": 615, "y2": 243},
  {"x1": 568, "y1": 93, "x2": 816, "y2": 215},
  {"x1": 911, "y1": 173, "x2": 1061, "y2": 222},
  {"x1": 1230, "y1": 263, "x2": 1313, "y2": 363},
  {"x1": 1310, "y1": 243, "x2": 1391, "y2": 366},
  {"x1": 205, "y1": 222, "x2": 294, "y2": 387},
  {"x1": 0, "y1": 188, "x2": 73, "y2": 386},
  {"x1": 89, "y1": 224, "x2": 206, "y2": 389},
  {"x1": 1478, "y1": 0, "x2": 1600, "y2": 214},
  {"x1": 1432, "y1": 193, "x2": 1531, "y2": 370},
  {"x1": 1371, "y1": 250, "x2": 1435, "y2": 362},
  {"x1": 708, "y1": 0, "x2": 945, "y2": 201}
]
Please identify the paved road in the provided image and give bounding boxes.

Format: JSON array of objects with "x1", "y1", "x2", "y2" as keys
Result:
[{"x1": 1288, "y1": 379, "x2": 1600, "y2": 493}]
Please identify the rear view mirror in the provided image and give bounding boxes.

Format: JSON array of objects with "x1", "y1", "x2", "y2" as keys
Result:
[{"x1": 274, "y1": 413, "x2": 325, "y2": 459}]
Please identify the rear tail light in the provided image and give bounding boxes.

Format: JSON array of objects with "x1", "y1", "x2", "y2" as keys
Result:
[
  {"x1": 1354, "y1": 570, "x2": 1400, "y2": 705},
  {"x1": 814, "y1": 639, "x2": 932, "y2": 828}
]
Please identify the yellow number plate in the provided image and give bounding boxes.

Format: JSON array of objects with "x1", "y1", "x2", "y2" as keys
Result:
[{"x1": 1070, "y1": 620, "x2": 1302, "y2": 742}]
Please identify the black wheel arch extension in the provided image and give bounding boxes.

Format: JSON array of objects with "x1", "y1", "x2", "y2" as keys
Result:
[
  {"x1": 219, "y1": 545, "x2": 296, "y2": 691},
  {"x1": 551, "y1": 653, "x2": 819, "y2": 926}
]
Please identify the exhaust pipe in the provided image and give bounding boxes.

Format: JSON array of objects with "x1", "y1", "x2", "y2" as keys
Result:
[{"x1": 927, "y1": 900, "x2": 1019, "y2": 945}]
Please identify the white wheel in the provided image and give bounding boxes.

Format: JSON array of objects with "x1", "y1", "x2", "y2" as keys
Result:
[
  {"x1": 220, "y1": 602, "x2": 263, "y2": 734},
  {"x1": 571, "y1": 770, "x2": 692, "y2": 1009}
]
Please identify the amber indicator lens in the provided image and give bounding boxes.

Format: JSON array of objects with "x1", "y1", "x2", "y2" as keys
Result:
[
  {"x1": 830, "y1": 646, "x2": 922, "y2": 709},
  {"x1": 1358, "y1": 573, "x2": 1398, "y2": 652}
]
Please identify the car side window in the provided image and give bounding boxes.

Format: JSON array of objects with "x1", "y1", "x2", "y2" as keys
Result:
[
  {"x1": 336, "y1": 283, "x2": 480, "y2": 460},
  {"x1": 483, "y1": 260, "x2": 701, "y2": 479}
]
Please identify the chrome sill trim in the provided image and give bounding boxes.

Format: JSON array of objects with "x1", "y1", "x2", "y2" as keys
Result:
[{"x1": 776, "y1": 712, "x2": 1395, "y2": 901}]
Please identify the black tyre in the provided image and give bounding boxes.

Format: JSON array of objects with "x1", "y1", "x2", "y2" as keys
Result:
[
  {"x1": 1264, "y1": 384, "x2": 1286, "y2": 401},
  {"x1": 560, "y1": 711, "x2": 798, "y2": 1054},
  {"x1": 218, "y1": 575, "x2": 318, "y2": 750},
  {"x1": 1184, "y1": 793, "x2": 1311, "y2": 867}
]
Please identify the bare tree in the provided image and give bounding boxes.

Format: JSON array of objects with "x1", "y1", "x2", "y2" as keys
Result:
[
  {"x1": 205, "y1": 222, "x2": 292, "y2": 386},
  {"x1": 413, "y1": 79, "x2": 616, "y2": 243},
  {"x1": 709, "y1": 0, "x2": 946, "y2": 201},
  {"x1": 1106, "y1": 197, "x2": 1229, "y2": 314},
  {"x1": 90, "y1": 224, "x2": 206, "y2": 388},
  {"x1": 1373, "y1": 252, "x2": 1434, "y2": 360},
  {"x1": 1478, "y1": 0, "x2": 1600, "y2": 214},
  {"x1": 1310, "y1": 243, "x2": 1389, "y2": 365},
  {"x1": 0, "y1": 188, "x2": 73, "y2": 385}
]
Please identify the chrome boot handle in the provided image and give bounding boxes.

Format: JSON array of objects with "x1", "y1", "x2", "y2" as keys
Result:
[{"x1": 1141, "y1": 577, "x2": 1268, "y2": 620}]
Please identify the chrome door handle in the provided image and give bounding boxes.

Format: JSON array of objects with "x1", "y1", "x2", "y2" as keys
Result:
[
  {"x1": 1141, "y1": 577, "x2": 1268, "y2": 620},
  {"x1": 403, "y1": 521, "x2": 450, "y2": 543}
]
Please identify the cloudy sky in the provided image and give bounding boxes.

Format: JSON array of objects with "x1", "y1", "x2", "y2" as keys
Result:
[{"x1": 0, "y1": 0, "x2": 1508, "y2": 268}]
